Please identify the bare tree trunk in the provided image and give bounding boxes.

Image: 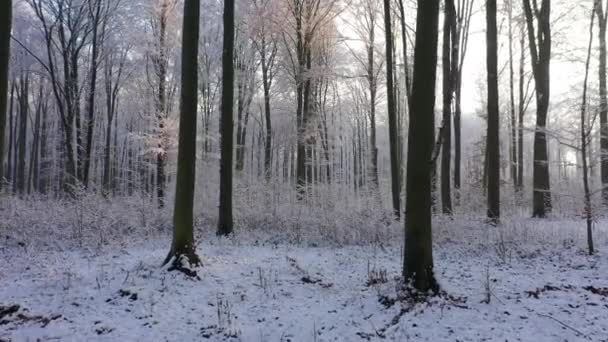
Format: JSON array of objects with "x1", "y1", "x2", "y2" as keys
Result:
[
  {"x1": 508, "y1": 0, "x2": 518, "y2": 192},
  {"x1": 83, "y1": 0, "x2": 103, "y2": 189},
  {"x1": 5, "y1": 84, "x2": 15, "y2": 186},
  {"x1": 581, "y1": 6, "x2": 595, "y2": 255},
  {"x1": 16, "y1": 74, "x2": 29, "y2": 195},
  {"x1": 486, "y1": 0, "x2": 500, "y2": 223},
  {"x1": 384, "y1": 0, "x2": 401, "y2": 219},
  {"x1": 517, "y1": 24, "x2": 526, "y2": 192},
  {"x1": 404, "y1": 0, "x2": 440, "y2": 293},
  {"x1": 595, "y1": 1, "x2": 608, "y2": 205},
  {"x1": 441, "y1": 0, "x2": 455, "y2": 215},
  {"x1": 523, "y1": 0, "x2": 552, "y2": 217},
  {"x1": 165, "y1": 0, "x2": 201, "y2": 267},
  {"x1": 218, "y1": 0, "x2": 235, "y2": 236},
  {"x1": 0, "y1": 0, "x2": 11, "y2": 190}
]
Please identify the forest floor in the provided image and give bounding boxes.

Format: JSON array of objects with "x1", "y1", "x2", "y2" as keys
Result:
[{"x1": 1, "y1": 217, "x2": 608, "y2": 341}]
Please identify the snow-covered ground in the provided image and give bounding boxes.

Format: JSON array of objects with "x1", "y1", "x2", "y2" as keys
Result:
[{"x1": 1, "y1": 216, "x2": 608, "y2": 341}]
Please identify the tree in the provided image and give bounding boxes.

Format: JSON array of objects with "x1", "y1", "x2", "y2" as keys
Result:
[
  {"x1": 0, "y1": 0, "x2": 11, "y2": 191},
  {"x1": 285, "y1": 0, "x2": 338, "y2": 197},
  {"x1": 252, "y1": 0, "x2": 278, "y2": 181},
  {"x1": 452, "y1": 0, "x2": 475, "y2": 203},
  {"x1": 164, "y1": 0, "x2": 201, "y2": 268},
  {"x1": 218, "y1": 0, "x2": 235, "y2": 236},
  {"x1": 149, "y1": 0, "x2": 175, "y2": 208},
  {"x1": 441, "y1": 0, "x2": 456, "y2": 215},
  {"x1": 486, "y1": 0, "x2": 500, "y2": 222},
  {"x1": 27, "y1": 0, "x2": 92, "y2": 192},
  {"x1": 507, "y1": 0, "x2": 518, "y2": 192},
  {"x1": 383, "y1": 0, "x2": 400, "y2": 219},
  {"x1": 580, "y1": 1, "x2": 596, "y2": 256},
  {"x1": 403, "y1": 0, "x2": 440, "y2": 293},
  {"x1": 595, "y1": 0, "x2": 608, "y2": 205},
  {"x1": 522, "y1": 0, "x2": 552, "y2": 217}
]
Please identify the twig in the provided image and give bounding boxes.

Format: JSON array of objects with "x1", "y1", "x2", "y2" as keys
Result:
[{"x1": 537, "y1": 313, "x2": 590, "y2": 339}]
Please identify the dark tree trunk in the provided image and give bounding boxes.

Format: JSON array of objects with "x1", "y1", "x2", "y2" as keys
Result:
[
  {"x1": 523, "y1": 0, "x2": 552, "y2": 217},
  {"x1": 403, "y1": 0, "x2": 440, "y2": 293},
  {"x1": 28, "y1": 84, "x2": 44, "y2": 194},
  {"x1": 595, "y1": 1, "x2": 608, "y2": 206},
  {"x1": 16, "y1": 75, "x2": 29, "y2": 195},
  {"x1": 367, "y1": 18, "x2": 379, "y2": 189},
  {"x1": 218, "y1": 0, "x2": 235, "y2": 236},
  {"x1": 581, "y1": 5, "x2": 595, "y2": 256},
  {"x1": 517, "y1": 24, "x2": 526, "y2": 192},
  {"x1": 0, "y1": 0, "x2": 11, "y2": 190},
  {"x1": 165, "y1": 0, "x2": 200, "y2": 267},
  {"x1": 83, "y1": 0, "x2": 103, "y2": 189},
  {"x1": 486, "y1": 0, "x2": 500, "y2": 223},
  {"x1": 441, "y1": 0, "x2": 455, "y2": 215},
  {"x1": 384, "y1": 0, "x2": 401, "y2": 220},
  {"x1": 6, "y1": 84, "x2": 15, "y2": 184},
  {"x1": 39, "y1": 95, "x2": 49, "y2": 194},
  {"x1": 262, "y1": 56, "x2": 273, "y2": 180},
  {"x1": 295, "y1": 9, "x2": 307, "y2": 198},
  {"x1": 508, "y1": 0, "x2": 518, "y2": 192}
]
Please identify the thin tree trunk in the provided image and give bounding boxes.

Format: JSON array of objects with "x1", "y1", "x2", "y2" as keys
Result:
[
  {"x1": 384, "y1": 0, "x2": 401, "y2": 219},
  {"x1": 441, "y1": 0, "x2": 455, "y2": 215},
  {"x1": 0, "y1": 0, "x2": 11, "y2": 190},
  {"x1": 595, "y1": 1, "x2": 608, "y2": 205},
  {"x1": 581, "y1": 5, "x2": 595, "y2": 255},
  {"x1": 517, "y1": 23, "x2": 526, "y2": 191},
  {"x1": 218, "y1": 0, "x2": 235, "y2": 236},
  {"x1": 83, "y1": 0, "x2": 102, "y2": 189},
  {"x1": 486, "y1": 0, "x2": 500, "y2": 223},
  {"x1": 16, "y1": 75, "x2": 29, "y2": 195},
  {"x1": 508, "y1": 0, "x2": 518, "y2": 192},
  {"x1": 523, "y1": 0, "x2": 552, "y2": 217}
]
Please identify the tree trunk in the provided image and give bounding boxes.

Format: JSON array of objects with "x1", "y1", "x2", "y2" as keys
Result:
[
  {"x1": 517, "y1": 23, "x2": 526, "y2": 192},
  {"x1": 441, "y1": 0, "x2": 454, "y2": 216},
  {"x1": 262, "y1": 56, "x2": 272, "y2": 180},
  {"x1": 523, "y1": 0, "x2": 552, "y2": 217},
  {"x1": 596, "y1": 1, "x2": 608, "y2": 206},
  {"x1": 581, "y1": 5, "x2": 596, "y2": 256},
  {"x1": 16, "y1": 75, "x2": 29, "y2": 195},
  {"x1": 403, "y1": 0, "x2": 440, "y2": 293},
  {"x1": 155, "y1": 0, "x2": 170, "y2": 208},
  {"x1": 508, "y1": 0, "x2": 518, "y2": 192},
  {"x1": 165, "y1": 0, "x2": 200, "y2": 267},
  {"x1": 0, "y1": 0, "x2": 11, "y2": 191},
  {"x1": 83, "y1": 0, "x2": 102, "y2": 189},
  {"x1": 384, "y1": 0, "x2": 401, "y2": 219},
  {"x1": 218, "y1": 0, "x2": 235, "y2": 236},
  {"x1": 486, "y1": 0, "x2": 500, "y2": 223}
]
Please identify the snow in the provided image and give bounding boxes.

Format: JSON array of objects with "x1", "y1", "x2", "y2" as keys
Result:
[{"x1": 1, "y1": 218, "x2": 607, "y2": 341}]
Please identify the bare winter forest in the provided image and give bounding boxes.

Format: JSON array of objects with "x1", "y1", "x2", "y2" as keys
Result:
[{"x1": 1, "y1": 0, "x2": 608, "y2": 340}]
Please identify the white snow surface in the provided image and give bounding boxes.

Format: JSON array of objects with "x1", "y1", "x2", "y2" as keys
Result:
[{"x1": 1, "y1": 218, "x2": 608, "y2": 341}]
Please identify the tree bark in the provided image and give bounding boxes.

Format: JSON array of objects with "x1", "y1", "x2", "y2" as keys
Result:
[
  {"x1": 595, "y1": 0, "x2": 608, "y2": 206},
  {"x1": 486, "y1": 0, "x2": 500, "y2": 223},
  {"x1": 0, "y1": 0, "x2": 11, "y2": 191},
  {"x1": 581, "y1": 4, "x2": 595, "y2": 256},
  {"x1": 403, "y1": 0, "x2": 440, "y2": 293},
  {"x1": 384, "y1": 0, "x2": 401, "y2": 219},
  {"x1": 165, "y1": 0, "x2": 200, "y2": 267},
  {"x1": 523, "y1": 0, "x2": 552, "y2": 217},
  {"x1": 16, "y1": 75, "x2": 29, "y2": 195},
  {"x1": 508, "y1": 0, "x2": 518, "y2": 192},
  {"x1": 218, "y1": 0, "x2": 235, "y2": 236},
  {"x1": 441, "y1": 0, "x2": 455, "y2": 215}
]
